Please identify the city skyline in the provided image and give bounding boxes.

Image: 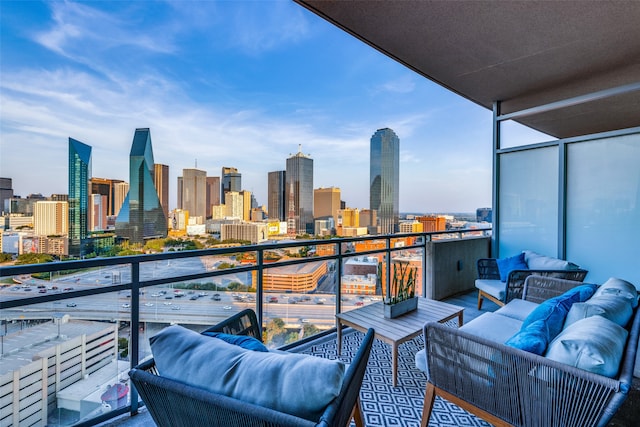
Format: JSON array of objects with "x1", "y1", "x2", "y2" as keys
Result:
[{"x1": 0, "y1": 1, "x2": 519, "y2": 213}]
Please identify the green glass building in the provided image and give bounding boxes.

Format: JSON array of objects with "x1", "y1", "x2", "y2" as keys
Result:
[
  {"x1": 115, "y1": 128, "x2": 167, "y2": 244},
  {"x1": 370, "y1": 128, "x2": 399, "y2": 234},
  {"x1": 68, "y1": 138, "x2": 92, "y2": 257}
]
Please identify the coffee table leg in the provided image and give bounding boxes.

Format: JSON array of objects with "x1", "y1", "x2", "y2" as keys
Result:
[{"x1": 392, "y1": 342, "x2": 398, "y2": 387}]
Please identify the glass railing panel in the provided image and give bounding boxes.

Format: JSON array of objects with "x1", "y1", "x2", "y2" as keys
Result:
[
  {"x1": 261, "y1": 259, "x2": 336, "y2": 347},
  {"x1": 1, "y1": 262, "x2": 133, "y2": 302},
  {"x1": 1, "y1": 291, "x2": 129, "y2": 426}
]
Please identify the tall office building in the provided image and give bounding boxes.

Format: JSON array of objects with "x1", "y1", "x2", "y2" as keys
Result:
[
  {"x1": 115, "y1": 128, "x2": 167, "y2": 244},
  {"x1": 89, "y1": 194, "x2": 108, "y2": 231},
  {"x1": 370, "y1": 128, "x2": 400, "y2": 234},
  {"x1": 224, "y1": 191, "x2": 243, "y2": 219},
  {"x1": 68, "y1": 137, "x2": 92, "y2": 256},
  {"x1": 286, "y1": 146, "x2": 314, "y2": 234},
  {"x1": 240, "y1": 190, "x2": 252, "y2": 221},
  {"x1": 34, "y1": 201, "x2": 68, "y2": 236},
  {"x1": 206, "y1": 176, "x2": 220, "y2": 218},
  {"x1": 221, "y1": 167, "x2": 241, "y2": 204},
  {"x1": 267, "y1": 170, "x2": 286, "y2": 221},
  {"x1": 113, "y1": 182, "x2": 129, "y2": 216},
  {"x1": 0, "y1": 177, "x2": 13, "y2": 215},
  {"x1": 90, "y1": 178, "x2": 125, "y2": 216},
  {"x1": 180, "y1": 168, "x2": 207, "y2": 220},
  {"x1": 314, "y1": 187, "x2": 341, "y2": 224},
  {"x1": 154, "y1": 164, "x2": 170, "y2": 220}
]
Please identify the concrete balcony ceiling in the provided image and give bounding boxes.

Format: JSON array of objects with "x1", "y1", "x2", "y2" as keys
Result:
[{"x1": 295, "y1": 0, "x2": 640, "y2": 139}]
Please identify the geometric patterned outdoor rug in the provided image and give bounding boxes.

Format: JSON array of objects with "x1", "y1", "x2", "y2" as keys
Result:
[{"x1": 297, "y1": 329, "x2": 491, "y2": 427}]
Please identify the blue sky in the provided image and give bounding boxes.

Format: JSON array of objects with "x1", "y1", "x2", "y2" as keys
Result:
[{"x1": 1, "y1": 0, "x2": 495, "y2": 213}]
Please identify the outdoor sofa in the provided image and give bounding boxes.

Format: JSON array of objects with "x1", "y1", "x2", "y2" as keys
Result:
[
  {"x1": 416, "y1": 276, "x2": 640, "y2": 427},
  {"x1": 475, "y1": 250, "x2": 588, "y2": 309},
  {"x1": 130, "y1": 309, "x2": 374, "y2": 427}
]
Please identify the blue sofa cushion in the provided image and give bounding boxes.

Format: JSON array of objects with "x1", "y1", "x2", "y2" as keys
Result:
[
  {"x1": 496, "y1": 252, "x2": 528, "y2": 282},
  {"x1": 546, "y1": 315, "x2": 628, "y2": 378},
  {"x1": 460, "y1": 312, "x2": 523, "y2": 344},
  {"x1": 151, "y1": 325, "x2": 345, "y2": 421}
]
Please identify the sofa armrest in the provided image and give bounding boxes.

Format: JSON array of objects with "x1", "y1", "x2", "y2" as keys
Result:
[
  {"x1": 424, "y1": 320, "x2": 629, "y2": 427},
  {"x1": 477, "y1": 258, "x2": 500, "y2": 280},
  {"x1": 505, "y1": 269, "x2": 588, "y2": 303}
]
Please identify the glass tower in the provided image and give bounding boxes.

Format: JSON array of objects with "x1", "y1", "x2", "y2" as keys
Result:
[
  {"x1": 286, "y1": 147, "x2": 314, "y2": 234},
  {"x1": 68, "y1": 138, "x2": 92, "y2": 256},
  {"x1": 370, "y1": 128, "x2": 399, "y2": 234},
  {"x1": 115, "y1": 128, "x2": 167, "y2": 244},
  {"x1": 268, "y1": 170, "x2": 286, "y2": 221},
  {"x1": 221, "y1": 167, "x2": 241, "y2": 204}
]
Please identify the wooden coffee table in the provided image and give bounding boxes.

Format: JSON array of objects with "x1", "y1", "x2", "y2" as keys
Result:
[{"x1": 336, "y1": 298, "x2": 464, "y2": 386}]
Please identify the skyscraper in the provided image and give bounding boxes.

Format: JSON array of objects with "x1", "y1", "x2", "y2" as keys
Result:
[
  {"x1": 370, "y1": 128, "x2": 400, "y2": 234},
  {"x1": 0, "y1": 177, "x2": 13, "y2": 215},
  {"x1": 206, "y1": 176, "x2": 220, "y2": 218},
  {"x1": 221, "y1": 167, "x2": 241, "y2": 204},
  {"x1": 89, "y1": 194, "x2": 108, "y2": 231},
  {"x1": 314, "y1": 187, "x2": 341, "y2": 225},
  {"x1": 113, "y1": 182, "x2": 129, "y2": 216},
  {"x1": 286, "y1": 146, "x2": 314, "y2": 234},
  {"x1": 115, "y1": 128, "x2": 167, "y2": 244},
  {"x1": 267, "y1": 170, "x2": 286, "y2": 221},
  {"x1": 180, "y1": 168, "x2": 207, "y2": 220},
  {"x1": 90, "y1": 177, "x2": 124, "y2": 216},
  {"x1": 34, "y1": 201, "x2": 68, "y2": 236},
  {"x1": 154, "y1": 164, "x2": 170, "y2": 220},
  {"x1": 68, "y1": 137, "x2": 91, "y2": 256}
]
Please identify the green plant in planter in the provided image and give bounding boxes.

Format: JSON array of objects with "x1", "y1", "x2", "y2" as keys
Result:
[{"x1": 385, "y1": 261, "x2": 416, "y2": 305}]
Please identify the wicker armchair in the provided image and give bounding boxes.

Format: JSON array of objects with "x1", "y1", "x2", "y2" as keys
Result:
[
  {"x1": 476, "y1": 257, "x2": 588, "y2": 309},
  {"x1": 421, "y1": 276, "x2": 640, "y2": 427},
  {"x1": 130, "y1": 309, "x2": 375, "y2": 427}
]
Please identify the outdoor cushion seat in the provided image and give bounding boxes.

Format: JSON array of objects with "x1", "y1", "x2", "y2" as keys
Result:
[{"x1": 130, "y1": 309, "x2": 375, "y2": 427}]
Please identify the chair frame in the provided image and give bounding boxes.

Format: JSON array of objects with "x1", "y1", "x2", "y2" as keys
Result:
[{"x1": 476, "y1": 258, "x2": 588, "y2": 309}]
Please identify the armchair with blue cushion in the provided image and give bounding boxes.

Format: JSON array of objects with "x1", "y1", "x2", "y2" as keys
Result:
[
  {"x1": 475, "y1": 250, "x2": 588, "y2": 309},
  {"x1": 130, "y1": 309, "x2": 375, "y2": 427}
]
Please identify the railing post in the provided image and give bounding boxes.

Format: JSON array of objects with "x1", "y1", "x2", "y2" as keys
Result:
[
  {"x1": 336, "y1": 241, "x2": 342, "y2": 315},
  {"x1": 130, "y1": 261, "x2": 140, "y2": 414},
  {"x1": 256, "y1": 248, "x2": 264, "y2": 334}
]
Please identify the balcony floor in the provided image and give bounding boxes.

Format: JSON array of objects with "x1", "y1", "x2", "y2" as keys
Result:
[{"x1": 96, "y1": 291, "x2": 639, "y2": 427}]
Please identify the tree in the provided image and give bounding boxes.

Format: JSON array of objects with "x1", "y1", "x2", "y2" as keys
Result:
[{"x1": 15, "y1": 253, "x2": 53, "y2": 265}]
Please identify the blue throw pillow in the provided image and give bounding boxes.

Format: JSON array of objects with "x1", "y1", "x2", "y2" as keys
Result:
[
  {"x1": 505, "y1": 319, "x2": 549, "y2": 355},
  {"x1": 202, "y1": 331, "x2": 268, "y2": 352},
  {"x1": 496, "y1": 252, "x2": 528, "y2": 282},
  {"x1": 521, "y1": 284, "x2": 598, "y2": 344}
]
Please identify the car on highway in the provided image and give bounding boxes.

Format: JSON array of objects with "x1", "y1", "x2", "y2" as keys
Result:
[
  {"x1": 171, "y1": 305, "x2": 180, "y2": 310},
  {"x1": 66, "y1": 302, "x2": 77, "y2": 307},
  {"x1": 354, "y1": 301, "x2": 364, "y2": 306},
  {"x1": 223, "y1": 306, "x2": 232, "y2": 310},
  {"x1": 212, "y1": 293, "x2": 221, "y2": 301},
  {"x1": 122, "y1": 303, "x2": 131, "y2": 309},
  {"x1": 144, "y1": 302, "x2": 154, "y2": 307}
]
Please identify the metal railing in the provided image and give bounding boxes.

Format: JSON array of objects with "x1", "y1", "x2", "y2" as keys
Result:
[{"x1": 0, "y1": 228, "x2": 489, "y2": 426}]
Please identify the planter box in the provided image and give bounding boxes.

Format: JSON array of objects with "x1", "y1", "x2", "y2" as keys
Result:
[{"x1": 384, "y1": 297, "x2": 418, "y2": 319}]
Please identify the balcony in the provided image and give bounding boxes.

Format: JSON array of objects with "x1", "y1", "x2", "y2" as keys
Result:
[{"x1": 1, "y1": 230, "x2": 494, "y2": 426}]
